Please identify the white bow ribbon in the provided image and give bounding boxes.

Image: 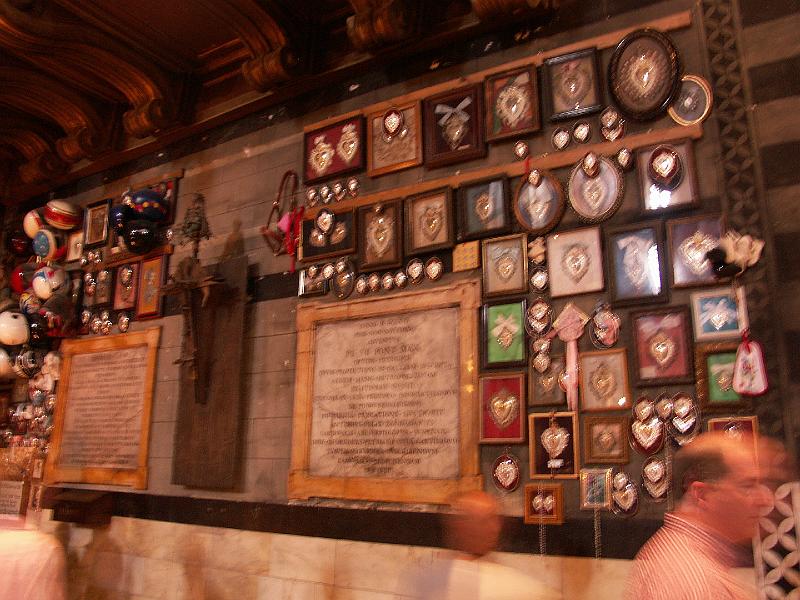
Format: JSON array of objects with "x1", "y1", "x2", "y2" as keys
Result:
[
  {"x1": 492, "y1": 313, "x2": 519, "y2": 339},
  {"x1": 699, "y1": 299, "x2": 737, "y2": 327},
  {"x1": 638, "y1": 315, "x2": 681, "y2": 336},
  {"x1": 435, "y1": 97, "x2": 472, "y2": 127}
]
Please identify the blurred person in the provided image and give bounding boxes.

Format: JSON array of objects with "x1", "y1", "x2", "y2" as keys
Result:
[
  {"x1": 399, "y1": 490, "x2": 561, "y2": 600},
  {"x1": 625, "y1": 432, "x2": 777, "y2": 600},
  {"x1": 0, "y1": 516, "x2": 66, "y2": 600}
]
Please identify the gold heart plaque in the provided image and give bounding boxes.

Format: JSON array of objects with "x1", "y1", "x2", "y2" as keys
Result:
[
  {"x1": 366, "y1": 215, "x2": 393, "y2": 258},
  {"x1": 631, "y1": 418, "x2": 662, "y2": 450},
  {"x1": 562, "y1": 243, "x2": 590, "y2": 283},
  {"x1": 419, "y1": 205, "x2": 443, "y2": 241},
  {"x1": 309, "y1": 136, "x2": 334, "y2": 177},
  {"x1": 647, "y1": 330, "x2": 677, "y2": 369},
  {"x1": 489, "y1": 389, "x2": 519, "y2": 429},
  {"x1": 475, "y1": 192, "x2": 494, "y2": 223},
  {"x1": 541, "y1": 424, "x2": 569, "y2": 459}
]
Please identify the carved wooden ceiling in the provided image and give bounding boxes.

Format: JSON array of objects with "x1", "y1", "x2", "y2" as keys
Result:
[{"x1": 0, "y1": 0, "x2": 558, "y2": 203}]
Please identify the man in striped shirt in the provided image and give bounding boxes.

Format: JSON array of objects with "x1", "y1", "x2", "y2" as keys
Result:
[{"x1": 625, "y1": 432, "x2": 772, "y2": 600}]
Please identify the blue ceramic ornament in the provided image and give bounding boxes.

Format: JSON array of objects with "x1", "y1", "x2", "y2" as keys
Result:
[{"x1": 124, "y1": 188, "x2": 169, "y2": 223}]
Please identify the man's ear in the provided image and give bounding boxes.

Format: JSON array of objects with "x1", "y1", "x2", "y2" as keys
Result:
[{"x1": 685, "y1": 480, "x2": 712, "y2": 507}]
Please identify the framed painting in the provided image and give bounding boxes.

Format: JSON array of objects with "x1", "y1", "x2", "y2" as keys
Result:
[
  {"x1": 367, "y1": 101, "x2": 423, "y2": 177},
  {"x1": 357, "y1": 201, "x2": 403, "y2": 272},
  {"x1": 546, "y1": 226, "x2": 604, "y2": 298},
  {"x1": 404, "y1": 188, "x2": 454, "y2": 256},
  {"x1": 578, "y1": 349, "x2": 631, "y2": 411},
  {"x1": 481, "y1": 299, "x2": 526, "y2": 369},
  {"x1": 583, "y1": 416, "x2": 629, "y2": 464},
  {"x1": 113, "y1": 263, "x2": 139, "y2": 311},
  {"x1": 696, "y1": 342, "x2": 744, "y2": 410},
  {"x1": 707, "y1": 416, "x2": 758, "y2": 441},
  {"x1": 299, "y1": 210, "x2": 357, "y2": 263},
  {"x1": 666, "y1": 214, "x2": 725, "y2": 288},
  {"x1": 94, "y1": 268, "x2": 114, "y2": 306},
  {"x1": 457, "y1": 176, "x2": 511, "y2": 242},
  {"x1": 529, "y1": 411, "x2": 579, "y2": 479},
  {"x1": 690, "y1": 286, "x2": 748, "y2": 341},
  {"x1": 543, "y1": 48, "x2": 603, "y2": 121},
  {"x1": 605, "y1": 222, "x2": 667, "y2": 305},
  {"x1": 524, "y1": 483, "x2": 564, "y2": 525},
  {"x1": 580, "y1": 468, "x2": 612, "y2": 510},
  {"x1": 632, "y1": 307, "x2": 694, "y2": 386},
  {"x1": 637, "y1": 140, "x2": 700, "y2": 213},
  {"x1": 529, "y1": 354, "x2": 566, "y2": 407},
  {"x1": 136, "y1": 255, "x2": 166, "y2": 319},
  {"x1": 423, "y1": 84, "x2": 486, "y2": 168},
  {"x1": 512, "y1": 170, "x2": 565, "y2": 235},
  {"x1": 83, "y1": 199, "x2": 110, "y2": 249},
  {"x1": 303, "y1": 115, "x2": 366, "y2": 184},
  {"x1": 299, "y1": 268, "x2": 328, "y2": 297},
  {"x1": 485, "y1": 65, "x2": 540, "y2": 142},
  {"x1": 65, "y1": 230, "x2": 84, "y2": 262},
  {"x1": 479, "y1": 373, "x2": 526, "y2": 444},
  {"x1": 482, "y1": 233, "x2": 528, "y2": 298}
]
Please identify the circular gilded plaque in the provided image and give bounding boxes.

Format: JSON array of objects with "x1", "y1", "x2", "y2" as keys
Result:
[
  {"x1": 608, "y1": 29, "x2": 681, "y2": 121},
  {"x1": 513, "y1": 171, "x2": 565, "y2": 235},
  {"x1": 567, "y1": 156, "x2": 624, "y2": 223},
  {"x1": 668, "y1": 74, "x2": 713, "y2": 126},
  {"x1": 491, "y1": 452, "x2": 521, "y2": 492}
]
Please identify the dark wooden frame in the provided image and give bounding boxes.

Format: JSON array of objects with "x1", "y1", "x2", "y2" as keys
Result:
[
  {"x1": 484, "y1": 65, "x2": 541, "y2": 142},
  {"x1": 637, "y1": 139, "x2": 700, "y2": 214},
  {"x1": 456, "y1": 175, "x2": 511, "y2": 241},
  {"x1": 303, "y1": 115, "x2": 366, "y2": 184},
  {"x1": 608, "y1": 28, "x2": 681, "y2": 122},
  {"x1": 604, "y1": 221, "x2": 668, "y2": 306},
  {"x1": 665, "y1": 212, "x2": 726, "y2": 288},
  {"x1": 543, "y1": 47, "x2": 603, "y2": 122},
  {"x1": 695, "y1": 341, "x2": 746, "y2": 410},
  {"x1": 481, "y1": 233, "x2": 529, "y2": 298},
  {"x1": 528, "y1": 411, "x2": 580, "y2": 479},
  {"x1": 480, "y1": 298, "x2": 527, "y2": 370},
  {"x1": 113, "y1": 262, "x2": 140, "y2": 311},
  {"x1": 523, "y1": 482, "x2": 564, "y2": 525},
  {"x1": 479, "y1": 372, "x2": 526, "y2": 444},
  {"x1": 578, "y1": 348, "x2": 632, "y2": 412},
  {"x1": 529, "y1": 354, "x2": 566, "y2": 407},
  {"x1": 583, "y1": 416, "x2": 630, "y2": 464},
  {"x1": 631, "y1": 306, "x2": 695, "y2": 386},
  {"x1": 567, "y1": 156, "x2": 625, "y2": 223},
  {"x1": 93, "y1": 268, "x2": 114, "y2": 307},
  {"x1": 512, "y1": 171, "x2": 565, "y2": 235},
  {"x1": 83, "y1": 198, "x2": 111, "y2": 249},
  {"x1": 404, "y1": 187, "x2": 455, "y2": 256},
  {"x1": 299, "y1": 210, "x2": 357, "y2": 263},
  {"x1": 422, "y1": 84, "x2": 486, "y2": 169},
  {"x1": 357, "y1": 200, "x2": 404, "y2": 272},
  {"x1": 366, "y1": 101, "x2": 423, "y2": 178}
]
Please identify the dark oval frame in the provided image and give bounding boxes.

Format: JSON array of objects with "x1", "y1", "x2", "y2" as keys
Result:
[{"x1": 512, "y1": 171, "x2": 566, "y2": 235}]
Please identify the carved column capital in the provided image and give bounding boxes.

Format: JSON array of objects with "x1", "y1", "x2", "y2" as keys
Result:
[
  {"x1": 241, "y1": 46, "x2": 302, "y2": 91},
  {"x1": 470, "y1": 0, "x2": 558, "y2": 21},
  {"x1": 347, "y1": 0, "x2": 414, "y2": 52}
]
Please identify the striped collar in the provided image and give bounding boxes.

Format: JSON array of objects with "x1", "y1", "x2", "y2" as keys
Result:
[{"x1": 663, "y1": 513, "x2": 750, "y2": 568}]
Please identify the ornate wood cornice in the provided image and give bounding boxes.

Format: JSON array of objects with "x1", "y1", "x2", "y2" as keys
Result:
[
  {"x1": 0, "y1": 114, "x2": 67, "y2": 183},
  {"x1": 193, "y1": 0, "x2": 303, "y2": 92},
  {"x1": 0, "y1": 0, "x2": 183, "y2": 138},
  {"x1": 346, "y1": 0, "x2": 415, "y2": 52},
  {"x1": 470, "y1": 0, "x2": 558, "y2": 21},
  {"x1": 0, "y1": 67, "x2": 113, "y2": 163}
]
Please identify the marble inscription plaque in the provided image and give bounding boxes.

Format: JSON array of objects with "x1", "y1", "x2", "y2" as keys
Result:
[
  {"x1": 310, "y1": 307, "x2": 460, "y2": 479},
  {"x1": 0, "y1": 481, "x2": 25, "y2": 517},
  {"x1": 58, "y1": 346, "x2": 149, "y2": 470}
]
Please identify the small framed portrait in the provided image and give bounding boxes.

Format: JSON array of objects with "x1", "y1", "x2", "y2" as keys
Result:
[
  {"x1": 578, "y1": 349, "x2": 631, "y2": 411},
  {"x1": 543, "y1": 48, "x2": 603, "y2": 121},
  {"x1": 479, "y1": 373, "x2": 526, "y2": 444},
  {"x1": 637, "y1": 140, "x2": 700, "y2": 213},
  {"x1": 691, "y1": 286, "x2": 748, "y2": 341},
  {"x1": 481, "y1": 299, "x2": 526, "y2": 370},
  {"x1": 303, "y1": 115, "x2": 366, "y2": 184},
  {"x1": 546, "y1": 226, "x2": 604, "y2": 298},
  {"x1": 457, "y1": 176, "x2": 511, "y2": 241},
  {"x1": 666, "y1": 214, "x2": 725, "y2": 288},
  {"x1": 299, "y1": 268, "x2": 328, "y2": 297},
  {"x1": 524, "y1": 483, "x2": 564, "y2": 525},
  {"x1": 65, "y1": 230, "x2": 84, "y2": 262},
  {"x1": 482, "y1": 233, "x2": 528, "y2": 298},
  {"x1": 580, "y1": 468, "x2": 612, "y2": 510},
  {"x1": 632, "y1": 307, "x2": 694, "y2": 386},
  {"x1": 367, "y1": 101, "x2": 423, "y2": 177},
  {"x1": 136, "y1": 255, "x2": 166, "y2": 319},
  {"x1": 404, "y1": 188, "x2": 454, "y2": 256},
  {"x1": 529, "y1": 354, "x2": 566, "y2": 407},
  {"x1": 84, "y1": 198, "x2": 111, "y2": 248},
  {"x1": 11, "y1": 378, "x2": 27, "y2": 403},
  {"x1": 113, "y1": 263, "x2": 140, "y2": 311},
  {"x1": 529, "y1": 411, "x2": 579, "y2": 479},
  {"x1": 605, "y1": 222, "x2": 667, "y2": 305},
  {"x1": 485, "y1": 65, "x2": 541, "y2": 142},
  {"x1": 299, "y1": 210, "x2": 357, "y2": 263},
  {"x1": 94, "y1": 268, "x2": 114, "y2": 306},
  {"x1": 357, "y1": 201, "x2": 403, "y2": 272},
  {"x1": 695, "y1": 342, "x2": 744, "y2": 409},
  {"x1": 583, "y1": 416, "x2": 629, "y2": 464},
  {"x1": 512, "y1": 171, "x2": 565, "y2": 235},
  {"x1": 423, "y1": 84, "x2": 486, "y2": 169},
  {"x1": 708, "y1": 416, "x2": 759, "y2": 441}
]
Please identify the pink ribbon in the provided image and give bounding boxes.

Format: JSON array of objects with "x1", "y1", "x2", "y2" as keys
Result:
[{"x1": 552, "y1": 304, "x2": 589, "y2": 411}]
